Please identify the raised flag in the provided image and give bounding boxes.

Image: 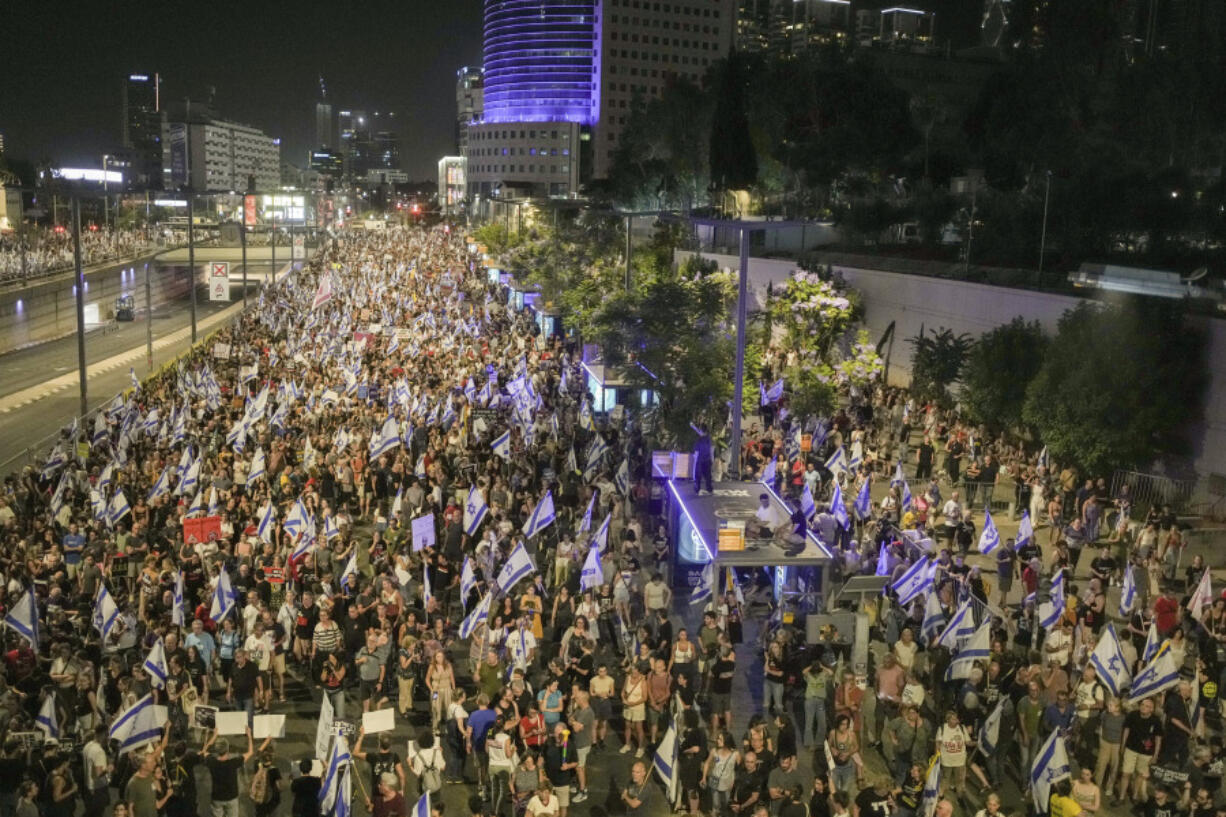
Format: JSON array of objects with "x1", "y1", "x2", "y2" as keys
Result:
[
  {"x1": 853, "y1": 478, "x2": 872, "y2": 520},
  {"x1": 172, "y1": 571, "x2": 185, "y2": 627},
  {"x1": 210, "y1": 568, "x2": 237, "y2": 622},
  {"x1": 1188, "y1": 569, "x2": 1213, "y2": 622},
  {"x1": 946, "y1": 619, "x2": 990, "y2": 680},
  {"x1": 1089, "y1": 623, "x2": 1132, "y2": 697},
  {"x1": 248, "y1": 447, "x2": 266, "y2": 485},
  {"x1": 891, "y1": 461, "x2": 906, "y2": 487},
  {"x1": 1016, "y1": 510, "x2": 1034, "y2": 549},
  {"x1": 1129, "y1": 649, "x2": 1181, "y2": 701},
  {"x1": 591, "y1": 513, "x2": 612, "y2": 555},
  {"x1": 891, "y1": 555, "x2": 934, "y2": 606},
  {"x1": 339, "y1": 552, "x2": 359, "y2": 594},
  {"x1": 93, "y1": 584, "x2": 121, "y2": 640},
  {"x1": 108, "y1": 488, "x2": 131, "y2": 527},
  {"x1": 824, "y1": 445, "x2": 847, "y2": 478},
  {"x1": 579, "y1": 492, "x2": 596, "y2": 533},
  {"x1": 257, "y1": 502, "x2": 277, "y2": 543},
  {"x1": 463, "y1": 485, "x2": 488, "y2": 537},
  {"x1": 312, "y1": 274, "x2": 334, "y2": 309},
  {"x1": 580, "y1": 545, "x2": 603, "y2": 591},
  {"x1": 37, "y1": 693, "x2": 60, "y2": 739},
  {"x1": 369, "y1": 416, "x2": 401, "y2": 460},
  {"x1": 830, "y1": 481, "x2": 850, "y2": 530},
  {"x1": 319, "y1": 734, "x2": 352, "y2": 814},
  {"x1": 3, "y1": 585, "x2": 39, "y2": 648},
  {"x1": 143, "y1": 638, "x2": 170, "y2": 689},
  {"x1": 615, "y1": 459, "x2": 630, "y2": 495},
  {"x1": 1039, "y1": 569, "x2": 1065, "y2": 629},
  {"x1": 921, "y1": 591, "x2": 946, "y2": 644},
  {"x1": 1119, "y1": 563, "x2": 1138, "y2": 617},
  {"x1": 460, "y1": 558, "x2": 476, "y2": 606},
  {"x1": 458, "y1": 591, "x2": 493, "y2": 640},
  {"x1": 1142, "y1": 622, "x2": 1164, "y2": 665},
  {"x1": 920, "y1": 754, "x2": 941, "y2": 817},
  {"x1": 653, "y1": 720, "x2": 680, "y2": 803},
  {"x1": 979, "y1": 699, "x2": 1005, "y2": 755},
  {"x1": 760, "y1": 457, "x2": 777, "y2": 487},
  {"x1": 496, "y1": 543, "x2": 536, "y2": 594},
  {"x1": 690, "y1": 562, "x2": 714, "y2": 606},
  {"x1": 935, "y1": 600, "x2": 976, "y2": 650},
  {"x1": 1030, "y1": 730, "x2": 1071, "y2": 811},
  {"x1": 901, "y1": 479, "x2": 913, "y2": 511},
  {"x1": 800, "y1": 483, "x2": 817, "y2": 519},
  {"x1": 492, "y1": 429, "x2": 511, "y2": 461},
  {"x1": 978, "y1": 507, "x2": 1001, "y2": 554},
  {"x1": 522, "y1": 491, "x2": 556, "y2": 538}
]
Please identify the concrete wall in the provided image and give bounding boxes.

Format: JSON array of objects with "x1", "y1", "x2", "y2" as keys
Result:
[
  {"x1": 0, "y1": 253, "x2": 192, "y2": 353},
  {"x1": 678, "y1": 250, "x2": 1226, "y2": 480}
]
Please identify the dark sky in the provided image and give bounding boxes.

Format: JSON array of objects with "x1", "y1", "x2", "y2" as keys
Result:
[{"x1": 3, "y1": 0, "x2": 484, "y2": 180}]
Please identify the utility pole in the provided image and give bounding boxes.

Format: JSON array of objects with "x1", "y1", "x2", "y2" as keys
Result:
[
  {"x1": 624, "y1": 214, "x2": 633, "y2": 292},
  {"x1": 145, "y1": 262, "x2": 153, "y2": 370},
  {"x1": 240, "y1": 220, "x2": 248, "y2": 305},
  {"x1": 1038, "y1": 170, "x2": 1052, "y2": 276},
  {"x1": 729, "y1": 226, "x2": 751, "y2": 479},
  {"x1": 185, "y1": 98, "x2": 198, "y2": 343},
  {"x1": 72, "y1": 196, "x2": 88, "y2": 419}
]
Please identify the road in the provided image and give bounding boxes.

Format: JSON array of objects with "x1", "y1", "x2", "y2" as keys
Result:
[{"x1": 0, "y1": 264, "x2": 270, "y2": 469}]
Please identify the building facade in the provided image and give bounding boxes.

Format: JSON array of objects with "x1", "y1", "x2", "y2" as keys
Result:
[
  {"x1": 166, "y1": 118, "x2": 280, "y2": 192},
  {"x1": 122, "y1": 73, "x2": 163, "y2": 190},
  {"x1": 456, "y1": 66, "x2": 484, "y2": 154}
]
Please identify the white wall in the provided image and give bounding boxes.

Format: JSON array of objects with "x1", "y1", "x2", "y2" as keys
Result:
[{"x1": 679, "y1": 250, "x2": 1226, "y2": 480}]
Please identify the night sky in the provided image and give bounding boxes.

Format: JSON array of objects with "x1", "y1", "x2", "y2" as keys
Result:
[{"x1": 4, "y1": 0, "x2": 484, "y2": 179}]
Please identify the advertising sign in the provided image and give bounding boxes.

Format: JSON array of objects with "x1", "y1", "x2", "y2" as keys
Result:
[{"x1": 243, "y1": 195, "x2": 257, "y2": 226}]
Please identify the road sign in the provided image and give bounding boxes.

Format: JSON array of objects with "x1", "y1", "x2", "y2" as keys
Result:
[{"x1": 209, "y1": 262, "x2": 230, "y2": 302}]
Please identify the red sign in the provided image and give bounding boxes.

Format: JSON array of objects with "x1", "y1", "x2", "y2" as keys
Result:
[
  {"x1": 183, "y1": 516, "x2": 223, "y2": 544},
  {"x1": 244, "y1": 195, "x2": 257, "y2": 226}
]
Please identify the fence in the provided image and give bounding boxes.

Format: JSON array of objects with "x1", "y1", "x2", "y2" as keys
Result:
[{"x1": 1110, "y1": 469, "x2": 1197, "y2": 515}]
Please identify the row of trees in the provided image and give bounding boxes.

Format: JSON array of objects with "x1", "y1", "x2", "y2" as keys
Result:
[{"x1": 909, "y1": 302, "x2": 1206, "y2": 476}]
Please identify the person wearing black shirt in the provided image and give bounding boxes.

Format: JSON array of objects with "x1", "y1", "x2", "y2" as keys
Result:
[
  {"x1": 1139, "y1": 786, "x2": 1179, "y2": 817},
  {"x1": 731, "y1": 752, "x2": 766, "y2": 816},
  {"x1": 854, "y1": 778, "x2": 894, "y2": 817},
  {"x1": 1090, "y1": 547, "x2": 1117, "y2": 584},
  {"x1": 916, "y1": 439, "x2": 934, "y2": 481},
  {"x1": 542, "y1": 723, "x2": 577, "y2": 815},
  {"x1": 290, "y1": 759, "x2": 322, "y2": 817},
  {"x1": 1160, "y1": 682, "x2": 1195, "y2": 765},
  {"x1": 1120, "y1": 697, "x2": 1163, "y2": 804},
  {"x1": 201, "y1": 728, "x2": 263, "y2": 817},
  {"x1": 227, "y1": 650, "x2": 262, "y2": 725}
]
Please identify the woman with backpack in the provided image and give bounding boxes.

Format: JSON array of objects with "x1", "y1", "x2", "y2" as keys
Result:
[
  {"x1": 249, "y1": 747, "x2": 282, "y2": 817},
  {"x1": 407, "y1": 729, "x2": 444, "y2": 800}
]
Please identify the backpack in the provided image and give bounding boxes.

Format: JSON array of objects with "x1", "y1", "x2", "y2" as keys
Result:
[
  {"x1": 250, "y1": 764, "x2": 271, "y2": 804},
  {"x1": 416, "y1": 750, "x2": 442, "y2": 794}
]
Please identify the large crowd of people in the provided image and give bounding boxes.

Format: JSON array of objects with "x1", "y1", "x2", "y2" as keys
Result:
[
  {"x1": 0, "y1": 222, "x2": 1220, "y2": 817},
  {"x1": 0, "y1": 228, "x2": 162, "y2": 283}
]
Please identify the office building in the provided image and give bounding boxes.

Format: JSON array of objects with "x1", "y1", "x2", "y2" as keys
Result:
[
  {"x1": 456, "y1": 66, "x2": 484, "y2": 153},
  {"x1": 465, "y1": 0, "x2": 735, "y2": 199},
  {"x1": 122, "y1": 73, "x2": 163, "y2": 190},
  {"x1": 165, "y1": 116, "x2": 280, "y2": 192},
  {"x1": 316, "y1": 101, "x2": 334, "y2": 150},
  {"x1": 439, "y1": 156, "x2": 468, "y2": 214}
]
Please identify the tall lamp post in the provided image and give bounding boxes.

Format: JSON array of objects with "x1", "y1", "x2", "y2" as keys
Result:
[
  {"x1": 1038, "y1": 170, "x2": 1052, "y2": 276},
  {"x1": 102, "y1": 154, "x2": 112, "y2": 231},
  {"x1": 72, "y1": 195, "x2": 88, "y2": 419},
  {"x1": 184, "y1": 99, "x2": 198, "y2": 343}
]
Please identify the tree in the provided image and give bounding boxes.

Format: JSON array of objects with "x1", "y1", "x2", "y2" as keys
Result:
[
  {"x1": 1022, "y1": 300, "x2": 1206, "y2": 475},
  {"x1": 961, "y1": 318, "x2": 1047, "y2": 432},
  {"x1": 709, "y1": 53, "x2": 758, "y2": 193},
  {"x1": 907, "y1": 326, "x2": 973, "y2": 406},
  {"x1": 768, "y1": 269, "x2": 861, "y2": 362}
]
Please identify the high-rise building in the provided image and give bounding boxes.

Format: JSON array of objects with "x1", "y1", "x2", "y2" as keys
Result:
[
  {"x1": 465, "y1": 0, "x2": 735, "y2": 199},
  {"x1": 456, "y1": 66, "x2": 484, "y2": 153},
  {"x1": 316, "y1": 101, "x2": 334, "y2": 149},
  {"x1": 165, "y1": 115, "x2": 280, "y2": 192},
  {"x1": 122, "y1": 73, "x2": 163, "y2": 190}
]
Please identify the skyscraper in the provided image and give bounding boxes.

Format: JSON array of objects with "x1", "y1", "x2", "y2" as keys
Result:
[
  {"x1": 456, "y1": 66, "x2": 484, "y2": 153},
  {"x1": 122, "y1": 73, "x2": 163, "y2": 190}
]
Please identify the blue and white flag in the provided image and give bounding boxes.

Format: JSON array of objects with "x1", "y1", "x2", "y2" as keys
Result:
[
  {"x1": 3, "y1": 585, "x2": 39, "y2": 648},
  {"x1": 800, "y1": 484, "x2": 817, "y2": 519},
  {"x1": 920, "y1": 754, "x2": 941, "y2": 817},
  {"x1": 109, "y1": 693, "x2": 162, "y2": 754},
  {"x1": 143, "y1": 638, "x2": 170, "y2": 689},
  {"x1": 492, "y1": 429, "x2": 511, "y2": 461},
  {"x1": 210, "y1": 569, "x2": 237, "y2": 622},
  {"x1": 458, "y1": 591, "x2": 493, "y2": 640},
  {"x1": 1119, "y1": 563, "x2": 1138, "y2": 617},
  {"x1": 946, "y1": 618, "x2": 991, "y2": 680},
  {"x1": 978, "y1": 508, "x2": 1001, "y2": 554},
  {"x1": 339, "y1": 552, "x2": 359, "y2": 595},
  {"x1": 1188, "y1": 569, "x2": 1213, "y2": 622},
  {"x1": 653, "y1": 720, "x2": 680, "y2": 802},
  {"x1": 92, "y1": 412, "x2": 110, "y2": 447},
  {"x1": 108, "y1": 488, "x2": 131, "y2": 527},
  {"x1": 935, "y1": 600, "x2": 976, "y2": 650},
  {"x1": 901, "y1": 479, "x2": 913, "y2": 511},
  {"x1": 369, "y1": 416, "x2": 401, "y2": 460},
  {"x1": 283, "y1": 499, "x2": 309, "y2": 539},
  {"x1": 824, "y1": 445, "x2": 847, "y2": 478},
  {"x1": 93, "y1": 584, "x2": 121, "y2": 640},
  {"x1": 257, "y1": 502, "x2": 277, "y2": 543},
  {"x1": 1030, "y1": 730, "x2": 1070, "y2": 811},
  {"x1": 591, "y1": 513, "x2": 612, "y2": 555},
  {"x1": 1016, "y1": 510, "x2": 1034, "y2": 549},
  {"x1": 891, "y1": 555, "x2": 934, "y2": 606},
  {"x1": 186, "y1": 489, "x2": 206, "y2": 518},
  {"x1": 1039, "y1": 569, "x2": 1065, "y2": 629},
  {"x1": 853, "y1": 478, "x2": 872, "y2": 520},
  {"x1": 172, "y1": 571, "x2": 185, "y2": 627},
  {"x1": 463, "y1": 485, "x2": 488, "y2": 537},
  {"x1": 566, "y1": 446, "x2": 579, "y2": 476},
  {"x1": 37, "y1": 693, "x2": 60, "y2": 739},
  {"x1": 1037, "y1": 445, "x2": 1050, "y2": 470},
  {"x1": 1142, "y1": 622, "x2": 1164, "y2": 664},
  {"x1": 830, "y1": 481, "x2": 850, "y2": 530},
  {"x1": 460, "y1": 558, "x2": 476, "y2": 606},
  {"x1": 979, "y1": 699, "x2": 1005, "y2": 755},
  {"x1": 178, "y1": 454, "x2": 201, "y2": 496},
  {"x1": 324, "y1": 514, "x2": 341, "y2": 542},
  {"x1": 1129, "y1": 648, "x2": 1180, "y2": 701},
  {"x1": 921, "y1": 590, "x2": 946, "y2": 644},
  {"x1": 522, "y1": 491, "x2": 556, "y2": 538},
  {"x1": 147, "y1": 466, "x2": 172, "y2": 502},
  {"x1": 496, "y1": 543, "x2": 536, "y2": 594},
  {"x1": 1089, "y1": 623, "x2": 1131, "y2": 697},
  {"x1": 580, "y1": 545, "x2": 603, "y2": 591},
  {"x1": 891, "y1": 461, "x2": 906, "y2": 487},
  {"x1": 615, "y1": 459, "x2": 630, "y2": 495},
  {"x1": 761, "y1": 378, "x2": 784, "y2": 405},
  {"x1": 690, "y1": 562, "x2": 714, "y2": 606},
  {"x1": 579, "y1": 492, "x2": 596, "y2": 533},
  {"x1": 319, "y1": 734, "x2": 353, "y2": 815},
  {"x1": 578, "y1": 399, "x2": 594, "y2": 431},
  {"x1": 412, "y1": 792, "x2": 431, "y2": 817},
  {"x1": 248, "y1": 447, "x2": 266, "y2": 485},
  {"x1": 760, "y1": 457, "x2": 777, "y2": 487}
]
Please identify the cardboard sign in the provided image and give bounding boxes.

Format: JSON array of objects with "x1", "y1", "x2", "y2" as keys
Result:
[
  {"x1": 213, "y1": 342, "x2": 232, "y2": 360},
  {"x1": 411, "y1": 513, "x2": 436, "y2": 552},
  {"x1": 215, "y1": 711, "x2": 249, "y2": 735},
  {"x1": 194, "y1": 706, "x2": 218, "y2": 730},
  {"x1": 183, "y1": 516, "x2": 223, "y2": 544},
  {"x1": 361, "y1": 709, "x2": 396, "y2": 734},
  {"x1": 253, "y1": 714, "x2": 286, "y2": 739}
]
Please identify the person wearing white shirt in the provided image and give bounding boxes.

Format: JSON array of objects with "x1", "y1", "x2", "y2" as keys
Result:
[
  {"x1": 942, "y1": 492, "x2": 964, "y2": 546},
  {"x1": 507, "y1": 620, "x2": 537, "y2": 672}
]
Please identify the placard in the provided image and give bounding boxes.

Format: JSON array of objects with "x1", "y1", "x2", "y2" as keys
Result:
[
  {"x1": 215, "y1": 711, "x2": 249, "y2": 735},
  {"x1": 253, "y1": 714, "x2": 286, "y2": 739},
  {"x1": 183, "y1": 516, "x2": 223, "y2": 544},
  {"x1": 411, "y1": 513, "x2": 436, "y2": 552},
  {"x1": 9, "y1": 732, "x2": 42, "y2": 749},
  {"x1": 213, "y1": 343, "x2": 232, "y2": 360},
  {"x1": 194, "y1": 705, "x2": 218, "y2": 730},
  {"x1": 361, "y1": 709, "x2": 396, "y2": 734},
  {"x1": 314, "y1": 690, "x2": 335, "y2": 761}
]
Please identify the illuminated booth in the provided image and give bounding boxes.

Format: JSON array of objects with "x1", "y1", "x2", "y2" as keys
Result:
[{"x1": 580, "y1": 360, "x2": 658, "y2": 414}]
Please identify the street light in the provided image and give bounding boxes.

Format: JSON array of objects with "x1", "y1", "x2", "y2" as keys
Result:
[
  {"x1": 1038, "y1": 170, "x2": 1052, "y2": 276},
  {"x1": 102, "y1": 154, "x2": 112, "y2": 231}
]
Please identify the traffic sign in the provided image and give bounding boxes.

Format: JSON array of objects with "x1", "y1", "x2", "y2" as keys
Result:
[{"x1": 209, "y1": 262, "x2": 230, "y2": 302}]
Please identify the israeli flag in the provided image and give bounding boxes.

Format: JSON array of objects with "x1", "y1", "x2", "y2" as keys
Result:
[
  {"x1": 463, "y1": 485, "x2": 489, "y2": 536},
  {"x1": 653, "y1": 719, "x2": 680, "y2": 803},
  {"x1": 283, "y1": 499, "x2": 309, "y2": 539},
  {"x1": 1037, "y1": 445, "x2": 1050, "y2": 470},
  {"x1": 579, "y1": 492, "x2": 596, "y2": 533},
  {"x1": 824, "y1": 445, "x2": 847, "y2": 478},
  {"x1": 460, "y1": 558, "x2": 476, "y2": 606},
  {"x1": 187, "y1": 489, "x2": 205, "y2": 518},
  {"x1": 580, "y1": 546, "x2": 603, "y2": 591},
  {"x1": 876, "y1": 544, "x2": 891, "y2": 576},
  {"x1": 92, "y1": 412, "x2": 109, "y2": 447},
  {"x1": 522, "y1": 491, "x2": 556, "y2": 538},
  {"x1": 853, "y1": 478, "x2": 872, "y2": 520},
  {"x1": 248, "y1": 447, "x2": 266, "y2": 485},
  {"x1": 1129, "y1": 649, "x2": 1181, "y2": 701},
  {"x1": 37, "y1": 693, "x2": 60, "y2": 739},
  {"x1": 496, "y1": 542, "x2": 537, "y2": 594},
  {"x1": 760, "y1": 457, "x2": 777, "y2": 487},
  {"x1": 178, "y1": 454, "x2": 201, "y2": 496},
  {"x1": 319, "y1": 734, "x2": 353, "y2": 815},
  {"x1": 93, "y1": 584, "x2": 121, "y2": 640},
  {"x1": 566, "y1": 446, "x2": 579, "y2": 476},
  {"x1": 370, "y1": 416, "x2": 401, "y2": 460},
  {"x1": 615, "y1": 459, "x2": 630, "y2": 495},
  {"x1": 921, "y1": 590, "x2": 946, "y2": 644},
  {"x1": 208, "y1": 486, "x2": 219, "y2": 517},
  {"x1": 946, "y1": 618, "x2": 991, "y2": 680},
  {"x1": 935, "y1": 600, "x2": 976, "y2": 650},
  {"x1": 1016, "y1": 510, "x2": 1034, "y2": 549},
  {"x1": 109, "y1": 693, "x2": 162, "y2": 754},
  {"x1": 1039, "y1": 569, "x2": 1065, "y2": 629},
  {"x1": 1188, "y1": 569, "x2": 1213, "y2": 622},
  {"x1": 459, "y1": 591, "x2": 493, "y2": 640},
  {"x1": 578, "y1": 399, "x2": 594, "y2": 431},
  {"x1": 412, "y1": 793, "x2": 431, "y2": 817},
  {"x1": 980, "y1": 699, "x2": 1005, "y2": 755},
  {"x1": 978, "y1": 507, "x2": 1001, "y2": 554},
  {"x1": 339, "y1": 552, "x2": 359, "y2": 594},
  {"x1": 492, "y1": 429, "x2": 511, "y2": 461},
  {"x1": 210, "y1": 569, "x2": 238, "y2": 623},
  {"x1": 257, "y1": 502, "x2": 277, "y2": 543},
  {"x1": 1089, "y1": 623, "x2": 1131, "y2": 697},
  {"x1": 830, "y1": 481, "x2": 850, "y2": 530},
  {"x1": 762, "y1": 378, "x2": 784, "y2": 405},
  {"x1": 690, "y1": 562, "x2": 714, "y2": 606},
  {"x1": 49, "y1": 473, "x2": 69, "y2": 519},
  {"x1": 143, "y1": 638, "x2": 170, "y2": 689},
  {"x1": 98, "y1": 461, "x2": 115, "y2": 493},
  {"x1": 891, "y1": 461, "x2": 906, "y2": 487},
  {"x1": 591, "y1": 513, "x2": 612, "y2": 555},
  {"x1": 800, "y1": 484, "x2": 817, "y2": 519},
  {"x1": 324, "y1": 514, "x2": 341, "y2": 541},
  {"x1": 108, "y1": 488, "x2": 131, "y2": 527},
  {"x1": 172, "y1": 571, "x2": 185, "y2": 627},
  {"x1": 1142, "y1": 622, "x2": 1164, "y2": 664},
  {"x1": 901, "y1": 479, "x2": 913, "y2": 511},
  {"x1": 1119, "y1": 563, "x2": 1138, "y2": 617},
  {"x1": 1030, "y1": 730, "x2": 1071, "y2": 811},
  {"x1": 3, "y1": 585, "x2": 40, "y2": 648},
  {"x1": 920, "y1": 755, "x2": 941, "y2": 817},
  {"x1": 891, "y1": 555, "x2": 934, "y2": 606}
]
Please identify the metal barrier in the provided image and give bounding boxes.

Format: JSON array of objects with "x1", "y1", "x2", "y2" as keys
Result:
[{"x1": 1110, "y1": 469, "x2": 1196, "y2": 514}]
